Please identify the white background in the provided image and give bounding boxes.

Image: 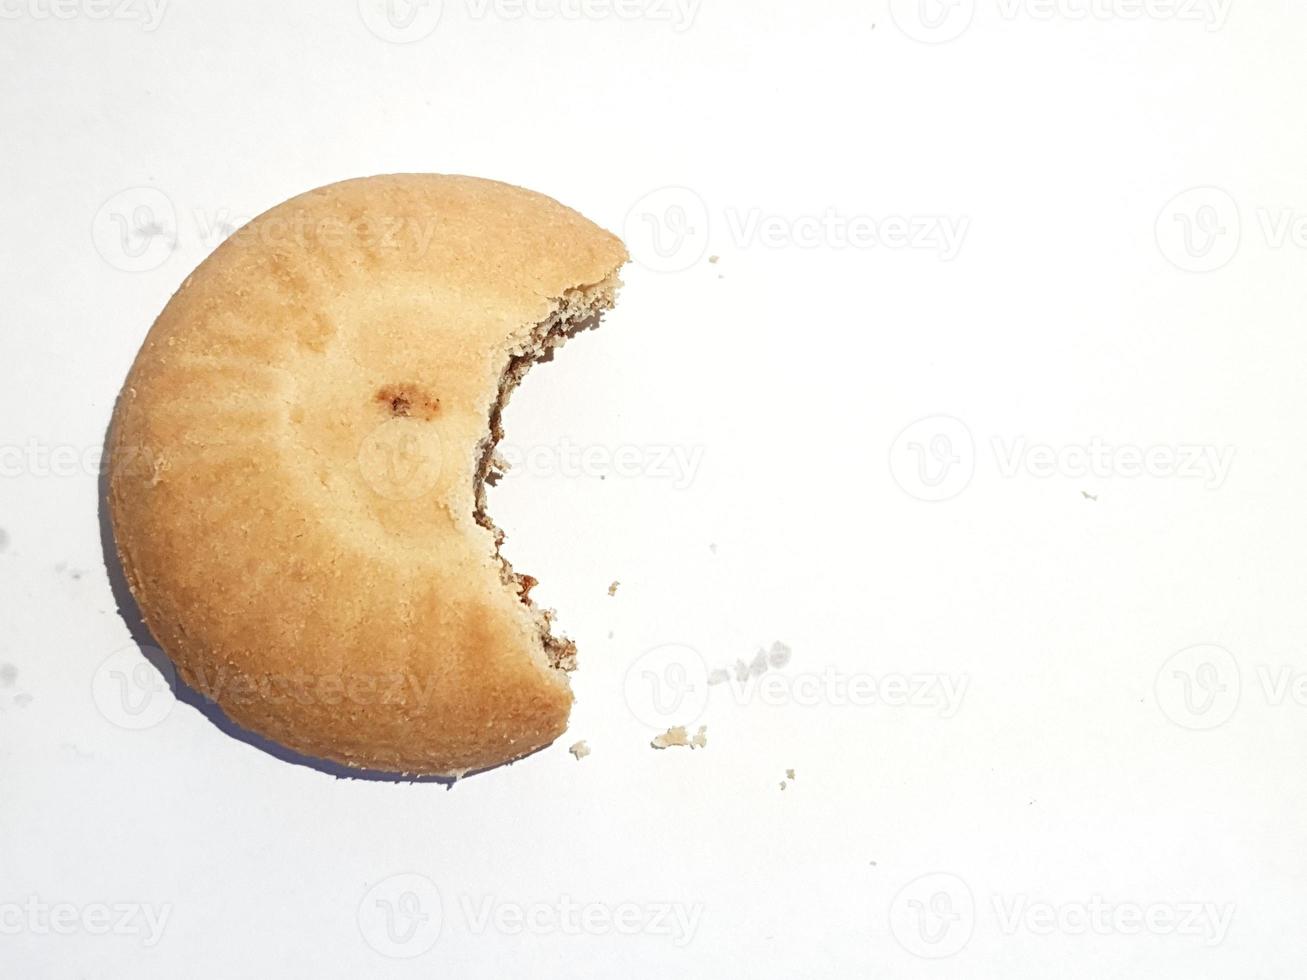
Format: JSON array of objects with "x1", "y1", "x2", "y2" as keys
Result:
[{"x1": 3, "y1": 0, "x2": 1306, "y2": 976}]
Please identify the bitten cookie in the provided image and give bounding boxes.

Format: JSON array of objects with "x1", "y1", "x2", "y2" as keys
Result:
[{"x1": 108, "y1": 174, "x2": 627, "y2": 776}]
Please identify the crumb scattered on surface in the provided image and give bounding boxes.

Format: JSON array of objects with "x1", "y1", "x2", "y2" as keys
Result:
[
  {"x1": 651, "y1": 725, "x2": 707, "y2": 750},
  {"x1": 767, "y1": 641, "x2": 792, "y2": 668},
  {"x1": 708, "y1": 255, "x2": 719, "y2": 264},
  {"x1": 786, "y1": 768, "x2": 796, "y2": 780},
  {"x1": 607, "y1": 580, "x2": 619, "y2": 596},
  {"x1": 1081, "y1": 490, "x2": 1098, "y2": 501},
  {"x1": 780, "y1": 781, "x2": 787, "y2": 791},
  {"x1": 652, "y1": 727, "x2": 688, "y2": 749},
  {"x1": 713, "y1": 642, "x2": 794, "y2": 688},
  {"x1": 569, "y1": 740, "x2": 591, "y2": 760}
]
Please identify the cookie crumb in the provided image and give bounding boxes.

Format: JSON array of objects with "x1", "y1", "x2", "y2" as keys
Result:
[
  {"x1": 785, "y1": 768, "x2": 796, "y2": 780},
  {"x1": 708, "y1": 255, "x2": 719, "y2": 264},
  {"x1": 651, "y1": 725, "x2": 707, "y2": 750},
  {"x1": 767, "y1": 641, "x2": 792, "y2": 669},
  {"x1": 607, "y1": 580, "x2": 619, "y2": 596},
  {"x1": 569, "y1": 740, "x2": 590, "y2": 760}
]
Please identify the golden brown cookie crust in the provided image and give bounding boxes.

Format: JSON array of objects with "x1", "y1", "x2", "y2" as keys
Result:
[{"x1": 108, "y1": 174, "x2": 628, "y2": 776}]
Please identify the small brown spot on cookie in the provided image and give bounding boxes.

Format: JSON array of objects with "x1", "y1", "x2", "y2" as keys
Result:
[{"x1": 375, "y1": 384, "x2": 440, "y2": 420}]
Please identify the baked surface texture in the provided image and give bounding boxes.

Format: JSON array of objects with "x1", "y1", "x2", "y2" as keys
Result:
[{"x1": 108, "y1": 174, "x2": 628, "y2": 776}]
